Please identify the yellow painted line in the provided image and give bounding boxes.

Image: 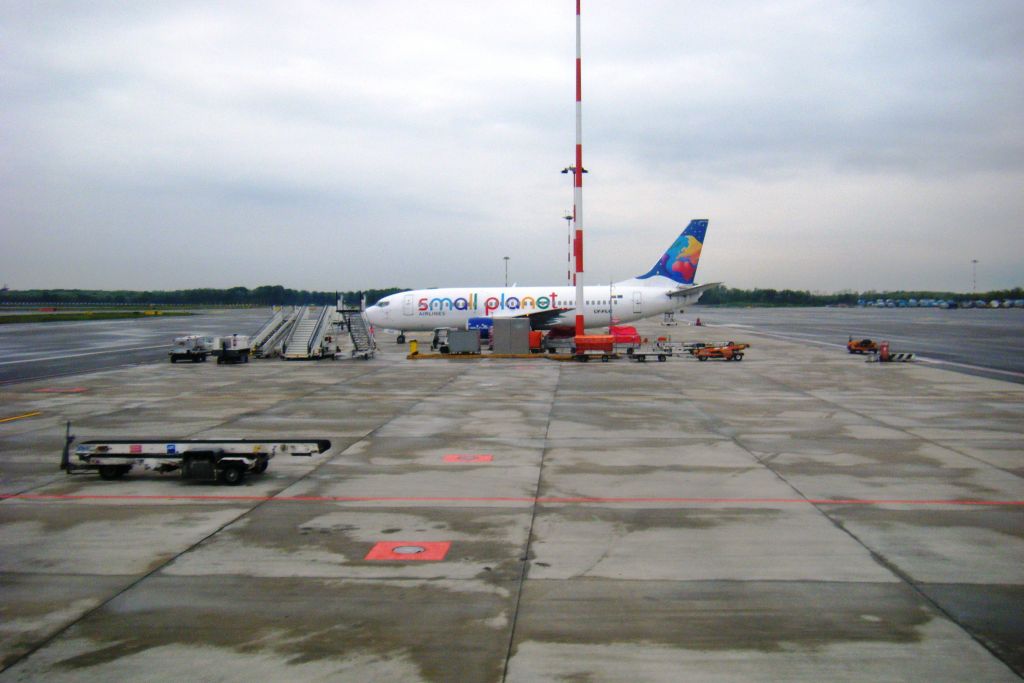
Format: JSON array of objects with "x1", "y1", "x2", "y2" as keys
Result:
[{"x1": 0, "y1": 411, "x2": 41, "y2": 423}]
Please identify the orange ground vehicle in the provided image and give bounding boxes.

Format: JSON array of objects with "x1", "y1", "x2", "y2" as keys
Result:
[
  {"x1": 694, "y1": 342, "x2": 747, "y2": 361},
  {"x1": 573, "y1": 335, "x2": 616, "y2": 362},
  {"x1": 847, "y1": 338, "x2": 879, "y2": 354}
]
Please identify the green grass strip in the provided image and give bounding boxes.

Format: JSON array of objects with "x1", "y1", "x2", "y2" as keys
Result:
[{"x1": 0, "y1": 311, "x2": 193, "y2": 324}]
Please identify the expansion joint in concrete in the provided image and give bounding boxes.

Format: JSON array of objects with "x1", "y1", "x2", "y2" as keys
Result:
[{"x1": 501, "y1": 364, "x2": 560, "y2": 682}]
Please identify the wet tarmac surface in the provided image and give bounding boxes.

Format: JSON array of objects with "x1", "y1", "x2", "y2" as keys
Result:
[
  {"x1": 0, "y1": 314, "x2": 1021, "y2": 681},
  {"x1": 0, "y1": 309, "x2": 270, "y2": 385},
  {"x1": 696, "y1": 306, "x2": 1024, "y2": 383}
]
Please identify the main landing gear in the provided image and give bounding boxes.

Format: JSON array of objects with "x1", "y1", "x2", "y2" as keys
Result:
[{"x1": 397, "y1": 333, "x2": 406, "y2": 344}]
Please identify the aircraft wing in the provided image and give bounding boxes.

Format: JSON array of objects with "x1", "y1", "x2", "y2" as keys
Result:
[
  {"x1": 525, "y1": 307, "x2": 574, "y2": 327},
  {"x1": 490, "y1": 307, "x2": 574, "y2": 329},
  {"x1": 668, "y1": 282, "x2": 721, "y2": 299}
]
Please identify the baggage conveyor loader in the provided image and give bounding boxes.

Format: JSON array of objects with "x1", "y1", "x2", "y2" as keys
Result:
[{"x1": 60, "y1": 423, "x2": 330, "y2": 485}]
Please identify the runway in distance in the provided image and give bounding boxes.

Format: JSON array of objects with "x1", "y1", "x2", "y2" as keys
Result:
[{"x1": 365, "y1": 220, "x2": 718, "y2": 342}]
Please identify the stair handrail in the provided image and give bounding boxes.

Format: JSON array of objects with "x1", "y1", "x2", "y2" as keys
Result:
[
  {"x1": 307, "y1": 305, "x2": 332, "y2": 355},
  {"x1": 251, "y1": 308, "x2": 285, "y2": 350},
  {"x1": 344, "y1": 311, "x2": 377, "y2": 355},
  {"x1": 260, "y1": 307, "x2": 301, "y2": 356}
]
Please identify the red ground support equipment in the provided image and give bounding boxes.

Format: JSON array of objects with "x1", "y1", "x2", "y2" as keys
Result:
[
  {"x1": 609, "y1": 326, "x2": 641, "y2": 345},
  {"x1": 573, "y1": 335, "x2": 616, "y2": 362}
]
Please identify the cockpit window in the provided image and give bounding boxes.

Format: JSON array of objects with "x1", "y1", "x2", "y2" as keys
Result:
[{"x1": 377, "y1": 301, "x2": 389, "y2": 307}]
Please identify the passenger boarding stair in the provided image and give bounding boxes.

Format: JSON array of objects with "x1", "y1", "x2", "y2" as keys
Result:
[
  {"x1": 255, "y1": 306, "x2": 301, "y2": 357},
  {"x1": 251, "y1": 307, "x2": 287, "y2": 357},
  {"x1": 340, "y1": 308, "x2": 376, "y2": 359},
  {"x1": 283, "y1": 306, "x2": 331, "y2": 360}
]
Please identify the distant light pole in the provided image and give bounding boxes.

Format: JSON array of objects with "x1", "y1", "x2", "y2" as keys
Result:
[
  {"x1": 563, "y1": 212, "x2": 573, "y2": 285},
  {"x1": 560, "y1": 166, "x2": 588, "y2": 178},
  {"x1": 971, "y1": 259, "x2": 978, "y2": 294},
  {"x1": 504, "y1": 256, "x2": 510, "y2": 287},
  {"x1": 561, "y1": 166, "x2": 587, "y2": 288}
]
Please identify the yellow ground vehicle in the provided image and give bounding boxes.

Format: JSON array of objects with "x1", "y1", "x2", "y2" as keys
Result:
[
  {"x1": 694, "y1": 342, "x2": 747, "y2": 361},
  {"x1": 847, "y1": 338, "x2": 879, "y2": 354}
]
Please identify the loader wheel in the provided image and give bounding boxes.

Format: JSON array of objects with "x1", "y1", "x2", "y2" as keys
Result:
[
  {"x1": 220, "y1": 465, "x2": 245, "y2": 486},
  {"x1": 734, "y1": 353, "x2": 744, "y2": 361},
  {"x1": 658, "y1": 355, "x2": 667, "y2": 362},
  {"x1": 255, "y1": 460, "x2": 269, "y2": 474},
  {"x1": 170, "y1": 357, "x2": 177, "y2": 364},
  {"x1": 698, "y1": 356, "x2": 707, "y2": 362},
  {"x1": 99, "y1": 465, "x2": 127, "y2": 480}
]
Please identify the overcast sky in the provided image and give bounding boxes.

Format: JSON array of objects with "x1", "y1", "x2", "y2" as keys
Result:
[{"x1": 2, "y1": 1, "x2": 1022, "y2": 293}]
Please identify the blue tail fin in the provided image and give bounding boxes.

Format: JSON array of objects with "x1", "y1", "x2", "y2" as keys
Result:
[{"x1": 636, "y1": 219, "x2": 709, "y2": 285}]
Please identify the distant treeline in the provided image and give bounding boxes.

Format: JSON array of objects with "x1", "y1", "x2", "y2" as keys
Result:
[
  {"x1": 699, "y1": 286, "x2": 1023, "y2": 307},
  {"x1": 0, "y1": 286, "x2": 406, "y2": 307},
  {"x1": 2, "y1": 285, "x2": 1021, "y2": 309}
]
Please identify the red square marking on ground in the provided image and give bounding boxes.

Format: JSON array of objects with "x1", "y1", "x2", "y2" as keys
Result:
[
  {"x1": 443, "y1": 454, "x2": 493, "y2": 463},
  {"x1": 130, "y1": 444, "x2": 142, "y2": 454},
  {"x1": 365, "y1": 541, "x2": 451, "y2": 561}
]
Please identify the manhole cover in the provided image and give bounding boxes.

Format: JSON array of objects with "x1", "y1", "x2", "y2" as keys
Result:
[
  {"x1": 392, "y1": 545, "x2": 426, "y2": 554},
  {"x1": 365, "y1": 541, "x2": 452, "y2": 561}
]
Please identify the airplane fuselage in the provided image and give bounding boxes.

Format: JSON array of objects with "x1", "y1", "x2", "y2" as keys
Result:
[
  {"x1": 364, "y1": 220, "x2": 714, "y2": 334},
  {"x1": 365, "y1": 281, "x2": 703, "y2": 333}
]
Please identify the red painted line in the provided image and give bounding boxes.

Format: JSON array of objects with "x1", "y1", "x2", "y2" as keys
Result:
[
  {"x1": 1, "y1": 493, "x2": 271, "y2": 502},
  {"x1": 33, "y1": 387, "x2": 88, "y2": 393},
  {"x1": 3, "y1": 493, "x2": 1022, "y2": 506},
  {"x1": 443, "y1": 454, "x2": 494, "y2": 463}
]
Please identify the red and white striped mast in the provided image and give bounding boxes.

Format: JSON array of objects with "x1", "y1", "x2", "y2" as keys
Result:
[{"x1": 573, "y1": 0, "x2": 585, "y2": 336}]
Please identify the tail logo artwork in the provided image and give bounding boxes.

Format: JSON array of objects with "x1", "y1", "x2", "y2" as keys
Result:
[{"x1": 637, "y1": 219, "x2": 708, "y2": 285}]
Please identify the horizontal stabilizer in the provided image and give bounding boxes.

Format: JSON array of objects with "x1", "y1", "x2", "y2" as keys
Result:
[{"x1": 668, "y1": 282, "x2": 721, "y2": 299}]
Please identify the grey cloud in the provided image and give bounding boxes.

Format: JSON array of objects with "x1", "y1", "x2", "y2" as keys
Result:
[{"x1": 1, "y1": 2, "x2": 1021, "y2": 291}]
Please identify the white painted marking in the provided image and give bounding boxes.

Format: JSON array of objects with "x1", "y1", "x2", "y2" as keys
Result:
[
  {"x1": 0, "y1": 344, "x2": 170, "y2": 366},
  {"x1": 714, "y1": 324, "x2": 843, "y2": 349},
  {"x1": 714, "y1": 324, "x2": 1024, "y2": 380},
  {"x1": 916, "y1": 357, "x2": 1024, "y2": 379}
]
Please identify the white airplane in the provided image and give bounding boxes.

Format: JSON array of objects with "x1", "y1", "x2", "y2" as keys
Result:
[{"x1": 365, "y1": 219, "x2": 718, "y2": 342}]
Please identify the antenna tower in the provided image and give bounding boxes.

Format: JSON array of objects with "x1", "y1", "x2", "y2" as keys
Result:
[{"x1": 573, "y1": 0, "x2": 585, "y2": 335}]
